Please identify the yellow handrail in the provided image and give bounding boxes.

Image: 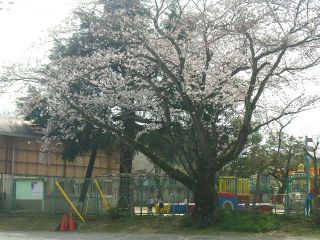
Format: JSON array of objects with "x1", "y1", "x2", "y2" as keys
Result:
[
  {"x1": 54, "y1": 180, "x2": 86, "y2": 223},
  {"x1": 94, "y1": 179, "x2": 111, "y2": 210}
]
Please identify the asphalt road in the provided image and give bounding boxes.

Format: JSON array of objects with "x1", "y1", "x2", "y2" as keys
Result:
[{"x1": 0, "y1": 232, "x2": 319, "y2": 240}]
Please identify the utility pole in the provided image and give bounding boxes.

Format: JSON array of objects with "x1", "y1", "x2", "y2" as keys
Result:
[
  {"x1": 305, "y1": 136, "x2": 313, "y2": 192},
  {"x1": 305, "y1": 136, "x2": 314, "y2": 216}
]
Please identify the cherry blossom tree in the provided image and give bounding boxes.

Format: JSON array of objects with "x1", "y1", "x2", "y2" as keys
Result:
[
  {"x1": 19, "y1": 0, "x2": 320, "y2": 225},
  {"x1": 224, "y1": 121, "x2": 305, "y2": 195}
]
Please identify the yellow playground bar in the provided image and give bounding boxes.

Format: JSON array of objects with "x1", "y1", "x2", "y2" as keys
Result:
[{"x1": 218, "y1": 176, "x2": 250, "y2": 195}]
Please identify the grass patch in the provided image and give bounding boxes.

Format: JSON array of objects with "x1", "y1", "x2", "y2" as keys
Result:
[
  {"x1": 215, "y1": 210, "x2": 281, "y2": 232},
  {"x1": 1, "y1": 211, "x2": 320, "y2": 236},
  {"x1": 0, "y1": 213, "x2": 61, "y2": 231}
]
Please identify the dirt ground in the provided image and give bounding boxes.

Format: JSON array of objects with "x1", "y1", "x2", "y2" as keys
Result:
[
  {"x1": 1, "y1": 213, "x2": 320, "y2": 239},
  {"x1": 0, "y1": 232, "x2": 320, "y2": 240}
]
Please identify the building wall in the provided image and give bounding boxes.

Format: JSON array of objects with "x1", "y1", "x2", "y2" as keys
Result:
[
  {"x1": 0, "y1": 135, "x2": 119, "y2": 178},
  {"x1": 132, "y1": 152, "x2": 168, "y2": 176},
  {"x1": 132, "y1": 152, "x2": 155, "y2": 174}
]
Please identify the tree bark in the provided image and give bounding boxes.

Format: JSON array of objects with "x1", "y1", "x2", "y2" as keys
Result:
[
  {"x1": 254, "y1": 173, "x2": 261, "y2": 207},
  {"x1": 118, "y1": 110, "x2": 136, "y2": 213},
  {"x1": 118, "y1": 142, "x2": 134, "y2": 213},
  {"x1": 78, "y1": 144, "x2": 98, "y2": 212},
  {"x1": 192, "y1": 176, "x2": 220, "y2": 227}
]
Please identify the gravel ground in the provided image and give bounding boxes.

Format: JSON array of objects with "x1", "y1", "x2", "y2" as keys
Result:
[{"x1": 0, "y1": 232, "x2": 319, "y2": 240}]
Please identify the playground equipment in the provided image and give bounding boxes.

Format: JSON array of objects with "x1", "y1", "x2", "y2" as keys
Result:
[
  {"x1": 155, "y1": 202, "x2": 195, "y2": 215},
  {"x1": 155, "y1": 200, "x2": 192, "y2": 214},
  {"x1": 218, "y1": 177, "x2": 250, "y2": 210},
  {"x1": 154, "y1": 193, "x2": 190, "y2": 214},
  {"x1": 153, "y1": 176, "x2": 251, "y2": 214}
]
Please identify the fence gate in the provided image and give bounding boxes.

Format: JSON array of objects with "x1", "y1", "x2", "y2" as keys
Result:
[{"x1": 285, "y1": 173, "x2": 310, "y2": 216}]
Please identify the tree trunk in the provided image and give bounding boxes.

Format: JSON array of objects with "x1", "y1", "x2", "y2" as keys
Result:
[
  {"x1": 118, "y1": 141, "x2": 134, "y2": 213},
  {"x1": 253, "y1": 173, "x2": 261, "y2": 209},
  {"x1": 78, "y1": 144, "x2": 98, "y2": 212},
  {"x1": 193, "y1": 176, "x2": 220, "y2": 227},
  {"x1": 278, "y1": 180, "x2": 286, "y2": 195},
  {"x1": 118, "y1": 110, "x2": 136, "y2": 214},
  {"x1": 63, "y1": 159, "x2": 67, "y2": 178}
]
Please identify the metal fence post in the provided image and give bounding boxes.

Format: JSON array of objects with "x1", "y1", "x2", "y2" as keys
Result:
[
  {"x1": 12, "y1": 178, "x2": 16, "y2": 213},
  {"x1": 52, "y1": 179, "x2": 56, "y2": 213},
  {"x1": 140, "y1": 176, "x2": 143, "y2": 216},
  {"x1": 96, "y1": 179, "x2": 99, "y2": 216},
  {"x1": 285, "y1": 177, "x2": 289, "y2": 216}
]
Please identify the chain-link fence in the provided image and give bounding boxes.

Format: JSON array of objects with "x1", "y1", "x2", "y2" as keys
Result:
[
  {"x1": 0, "y1": 174, "x2": 193, "y2": 216},
  {"x1": 1, "y1": 173, "x2": 314, "y2": 216},
  {"x1": 0, "y1": 175, "x2": 106, "y2": 215}
]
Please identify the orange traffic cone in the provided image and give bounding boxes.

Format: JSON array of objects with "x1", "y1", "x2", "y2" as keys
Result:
[
  {"x1": 59, "y1": 214, "x2": 67, "y2": 231},
  {"x1": 68, "y1": 213, "x2": 75, "y2": 231}
]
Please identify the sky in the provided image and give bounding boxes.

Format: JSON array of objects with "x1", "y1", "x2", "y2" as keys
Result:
[
  {"x1": 0, "y1": 0, "x2": 320, "y2": 139},
  {"x1": 0, "y1": 0, "x2": 79, "y2": 63},
  {"x1": 0, "y1": 0, "x2": 79, "y2": 112}
]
